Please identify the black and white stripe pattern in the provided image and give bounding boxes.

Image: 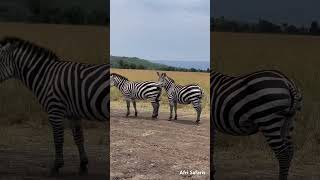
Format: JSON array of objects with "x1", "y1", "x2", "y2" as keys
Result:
[
  {"x1": 157, "y1": 72, "x2": 204, "y2": 123},
  {"x1": 211, "y1": 70, "x2": 302, "y2": 180},
  {"x1": 0, "y1": 37, "x2": 109, "y2": 175},
  {"x1": 110, "y1": 73, "x2": 162, "y2": 118}
]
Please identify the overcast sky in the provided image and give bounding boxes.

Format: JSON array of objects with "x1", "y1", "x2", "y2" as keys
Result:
[
  {"x1": 111, "y1": 0, "x2": 210, "y2": 62},
  {"x1": 212, "y1": 0, "x2": 320, "y2": 26}
]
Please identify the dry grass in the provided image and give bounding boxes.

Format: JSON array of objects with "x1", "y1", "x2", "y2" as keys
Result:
[
  {"x1": 212, "y1": 32, "x2": 320, "y2": 164},
  {"x1": 0, "y1": 23, "x2": 109, "y2": 128},
  {"x1": 110, "y1": 68, "x2": 210, "y2": 114}
]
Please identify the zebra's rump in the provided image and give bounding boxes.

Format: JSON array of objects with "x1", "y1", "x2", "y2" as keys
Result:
[
  {"x1": 174, "y1": 84, "x2": 203, "y2": 104},
  {"x1": 213, "y1": 70, "x2": 295, "y2": 135}
]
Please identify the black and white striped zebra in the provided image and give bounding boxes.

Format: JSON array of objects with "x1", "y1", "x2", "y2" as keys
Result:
[
  {"x1": 211, "y1": 70, "x2": 302, "y2": 180},
  {"x1": 0, "y1": 37, "x2": 109, "y2": 175},
  {"x1": 110, "y1": 73, "x2": 162, "y2": 118},
  {"x1": 157, "y1": 72, "x2": 204, "y2": 123}
]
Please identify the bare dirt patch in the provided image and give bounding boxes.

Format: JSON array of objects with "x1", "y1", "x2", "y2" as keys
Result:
[
  {"x1": 110, "y1": 107, "x2": 210, "y2": 180},
  {"x1": 0, "y1": 125, "x2": 108, "y2": 180}
]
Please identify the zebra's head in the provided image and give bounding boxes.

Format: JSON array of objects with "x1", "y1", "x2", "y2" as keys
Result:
[
  {"x1": 110, "y1": 73, "x2": 128, "y2": 87},
  {"x1": 0, "y1": 38, "x2": 19, "y2": 83},
  {"x1": 157, "y1": 72, "x2": 174, "y2": 89}
]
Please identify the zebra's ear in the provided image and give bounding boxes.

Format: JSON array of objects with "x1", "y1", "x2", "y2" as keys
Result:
[
  {"x1": 156, "y1": 72, "x2": 160, "y2": 77},
  {"x1": 163, "y1": 73, "x2": 166, "y2": 76}
]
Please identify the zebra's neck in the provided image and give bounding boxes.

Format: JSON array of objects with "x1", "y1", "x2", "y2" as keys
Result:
[
  {"x1": 163, "y1": 80, "x2": 174, "y2": 92},
  {"x1": 12, "y1": 47, "x2": 58, "y2": 102},
  {"x1": 115, "y1": 78, "x2": 129, "y2": 92}
]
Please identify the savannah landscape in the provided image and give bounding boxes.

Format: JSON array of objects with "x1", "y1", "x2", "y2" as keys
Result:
[
  {"x1": 110, "y1": 69, "x2": 210, "y2": 179},
  {"x1": 0, "y1": 23, "x2": 108, "y2": 179},
  {"x1": 212, "y1": 32, "x2": 320, "y2": 179}
]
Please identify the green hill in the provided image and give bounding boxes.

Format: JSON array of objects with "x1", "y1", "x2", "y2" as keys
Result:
[
  {"x1": 110, "y1": 56, "x2": 175, "y2": 70},
  {"x1": 110, "y1": 56, "x2": 207, "y2": 72}
]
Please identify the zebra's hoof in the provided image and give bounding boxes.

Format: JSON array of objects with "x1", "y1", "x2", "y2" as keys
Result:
[
  {"x1": 135, "y1": 112, "x2": 138, "y2": 117},
  {"x1": 195, "y1": 120, "x2": 200, "y2": 124},
  {"x1": 174, "y1": 117, "x2": 177, "y2": 120},
  {"x1": 126, "y1": 113, "x2": 130, "y2": 117},
  {"x1": 168, "y1": 118, "x2": 172, "y2": 121}
]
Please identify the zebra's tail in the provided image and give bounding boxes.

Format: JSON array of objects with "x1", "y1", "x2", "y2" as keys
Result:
[
  {"x1": 199, "y1": 87, "x2": 208, "y2": 110},
  {"x1": 287, "y1": 80, "x2": 302, "y2": 116}
]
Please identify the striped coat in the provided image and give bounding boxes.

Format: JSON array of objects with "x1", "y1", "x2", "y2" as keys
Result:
[
  {"x1": 211, "y1": 70, "x2": 302, "y2": 180},
  {"x1": 0, "y1": 37, "x2": 109, "y2": 175},
  {"x1": 110, "y1": 73, "x2": 162, "y2": 118},
  {"x1": 157, "y1": 72, "x2": 203, "y2": 123}
]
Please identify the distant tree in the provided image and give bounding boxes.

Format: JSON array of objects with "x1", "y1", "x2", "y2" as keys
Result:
[
  {"x1": 137, "y1": 65, "x2": 146, "y2": 69},
  {"x1": 88, "y1": 10, "x2": 108, "y2": 25},
  {"x1": 129, "y1": 63, "x2": 137, "y2": 69},
  {"x1": 190, "y1": 68, "x2": 197, "y2": 72},
  {"x1": 63, "y1": 7, "x2": 85, "y2": 24},
  {"x1": 257, "y1": 19, "x2": 281, "y2": 33},
  {"x1": 286, "y1": 25, "x2": 299, "y2": 34},
  {"x1": 310, "y1": 21, "x2": 319, "y2": 35},
  {"x1": 27, "y1": 0, "x2": 41, "y2": 15}
]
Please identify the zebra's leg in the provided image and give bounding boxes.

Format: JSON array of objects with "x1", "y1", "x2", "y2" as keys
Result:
[
  {"x1": 211, "y1": 127, "x2": 216, "y2": 180},
  {"x1": 169, "y1": 101, "x2": 174, "y2": 120},
  {"x1": 151, "y1": 101, "x2": 159, "y2": 118},
  {"x1": 174, "y1": 102, "x2": 178, "y2": 120},
  {"x1": 126, "y1": 100, "x2": 130, "y2": 117},
  {"x1": 260, "y1": 117, "x2": 294, "y2": 180},
  {"x1": 192, "y1": 100, "x2": 202, "y2": 123},
  {"x1": 72, "y1": 123, "x2": 88, "y2": 175},
  {"x1": 132, "y1": 100, "x2": 138, "y2": 117},
  {"x1": 49, "y1": 117, "x2": 65, "y2": 175}
]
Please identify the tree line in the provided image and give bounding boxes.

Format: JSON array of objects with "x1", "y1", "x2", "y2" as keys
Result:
[
  {"x1": 211, "y1": 17, "x2": 320, "y2": 35},
  {"x1": 116, "y1": 60, "x2": 210, "y2": 73},
  {"x1": 0, "y1": 0, "x2": 108, "y2": 25}
]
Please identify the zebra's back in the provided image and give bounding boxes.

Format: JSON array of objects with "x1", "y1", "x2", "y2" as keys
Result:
[
  {"x1": 124, "y1": 81, "x2": 162, "y2": 100},
  {"x1": 169, "y1": 84, "x2": 203, "y2": 104},
  {"x1": 212, "y1": 70, "x2": 300, "y2": 136},
  {"x1": 51, "y1": 62, "x2": 109, "y2": 121}
]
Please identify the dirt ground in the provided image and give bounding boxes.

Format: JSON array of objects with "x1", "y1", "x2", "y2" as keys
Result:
[
  {"x1": 110, "y1": 106, "x2": 210, "y2": 180},
  {"x1": 0, "y1": 125, "x2": 108, "y2": 180},
  {"x1": 214, "y1": 150, "x2": 320, "y2": 180}
]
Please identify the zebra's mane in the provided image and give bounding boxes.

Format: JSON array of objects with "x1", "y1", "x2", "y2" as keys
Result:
[
  {"x1": 0, "y1": 36, "x2": 58, "y2": 60},
  {"x1": 111, "y1": 73, "x2": 128, "y2": 81},
  {"x1": 165, "y1": 75, "x2": 175, "y2": 83}
]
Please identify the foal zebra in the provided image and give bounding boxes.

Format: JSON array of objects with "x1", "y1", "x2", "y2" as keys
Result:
[
  {"x1": 211, "y1": 70, "x2": 302, "y2": 180},
  {"x1": 0, "y1": 37, "x2": 109, "y2": 175},
  {"x1": 110, "y1": 73, "x2": 162, "y2": 118},
  {"x1": 157, "y1": 72, "x2": 204, "y2": 123}
]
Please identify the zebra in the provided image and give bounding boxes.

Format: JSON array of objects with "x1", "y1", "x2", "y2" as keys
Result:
[
  {"x1": 110, "y1": 73, "x2": 162, "y2": 118},
  {"x1": 157, "y1": 72, "x2": 204, "y2": 123},
  {"x1": 211, "y1": 70, "x2": 302, "y2": 180},
  {"x1": 0, "y1": 37, "x2": 109, "y2": 175}
]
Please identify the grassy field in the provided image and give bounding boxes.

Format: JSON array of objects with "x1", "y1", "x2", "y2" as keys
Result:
[
  {"x1": 212, "y1": 32, "x2": 320, "y2": 178},
  {"x1": 110, "y1": 68, "x2": 210, "y2": 115},
  {"x1": 0, "y1": 23, "x2": 109, "y2": 179}
]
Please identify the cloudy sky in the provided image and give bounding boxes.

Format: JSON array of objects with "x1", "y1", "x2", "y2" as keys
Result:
[
  {"x1": 111, "y1": 0, "x2": 210, "y2": 62},
  {"x1": 212, "y1": 0, "x2": 320, "y2": 26}
]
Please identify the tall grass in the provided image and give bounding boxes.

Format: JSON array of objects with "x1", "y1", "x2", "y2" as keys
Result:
[{"x1": 212, "y1": 32, "x2": 320, "y2": 162}]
